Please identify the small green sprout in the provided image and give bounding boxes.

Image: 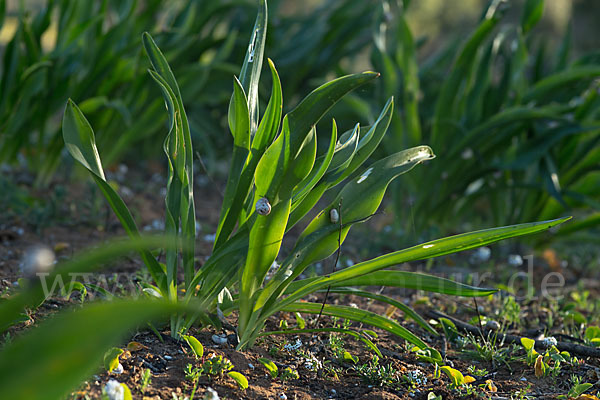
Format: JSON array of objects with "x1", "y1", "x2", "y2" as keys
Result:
[{"x1": 280, "y1": 367, "x2": 299, "y2": 382}]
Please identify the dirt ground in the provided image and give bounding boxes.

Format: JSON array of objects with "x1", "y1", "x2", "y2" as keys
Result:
[{"x1": 1, "y1": 166, "x2": 599, "y2": 399}]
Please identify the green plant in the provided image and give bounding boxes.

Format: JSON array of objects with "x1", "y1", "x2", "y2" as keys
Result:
[
  {"x1": 0, "y1": 0, "x2": 244, "y2": 183},
  {"x1": 139, "y1": 368, "x2": 152, "y2": 394},
  {"x1": 103, "y1": 347, "x2": 124, "y2": 373},
  {"x1": 498, "y1": 296, "x2": 522, "y2": 327},
  {"x1": 462, "y1": 332, "x2": 517, "y2": 370},
  {"x1": 367, "y1": 0, "x2": 600, "y2": 243},
  {"x1": 258, "y1": 357, "x2": 278, "y2": 379},
  {"x1": 439, "y1": 366, "x2": 475, "y2": 390},
  {"x1": 62, "y1": 0, "x2": 570, "y2": 355},
  {"x1": 521, "y1": 337, "x2": 539, "y2": 365},
  {"x1": 183, "y1": 334, "x2": 204, "y2": 359},
  {"x1": 184, "y1": 353, "x2": 246, "y2": 395},
  {"x1": 201, "y1": 354, "x2": 234, "y2": 377},
  {"x1": 521, "y1": 337, "x2": 570, "y2": 378},
  {"x1": 280, "y1": 366, "x2": 299, "y2": 382},
  {"x1": 558, "y1": 375, "x2": 594, "y2": 399},
  {"x1": 354, "y1": 355, "x2": 402, "y2": 389}
]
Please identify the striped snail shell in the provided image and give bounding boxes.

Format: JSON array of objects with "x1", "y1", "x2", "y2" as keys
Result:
[
  {"x1": 329, "y1": 208, "x2": 339, "y2": 223},
  {"x1": 255, "y1": 197, "x2": 271, "y2": 216}
]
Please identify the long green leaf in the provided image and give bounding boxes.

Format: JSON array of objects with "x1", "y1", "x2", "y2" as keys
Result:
[
  {"x1": 521, "y1": 0, "x2": 544, "y2": 34},
  {"x1": 523, "y1": 66, "x2": 600, "y2": 103},
  {"x1": 326, "y1": 287, "x2": 437, "y2": 335},
  {"x1": 431, "y1": 0, "x2": 504, "y2": 146},
  {"x1": 286, "y1": 72, "x2": 379, "y2": 156},
  {"x1": 272, "y1": 217, "x2": 570, "y2": 316},
  {"x1": 281, "y1": 302, "x2": 427, "y2": 349},
  {"x1": 237, "y1": 0, "x2": 267, "y2": 136},
  {"x1": 301, "y1": 271, "x2": 497, "y2": 297},
  {"x1": 63, "y1": 99, "x2": 105, "y2": 179},
  {"x1": 214, "y1": 77, "x2": 251, "y2": 249},
  {"x1": 144, "y1": 33, "x2": 196, "y2": 290},
  {"x1": 62, "y1": 101, "x2": 167, "y2": 294}
]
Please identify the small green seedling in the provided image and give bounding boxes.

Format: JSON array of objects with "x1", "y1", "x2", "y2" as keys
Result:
[
  {"x1": 521, "y1": 337, "x2": 539, "y2": 365},
  {"x1": 201, "y1": 354, "x2": 234, "y2": 376},
  {"x1": 183, "y1": 335, "x2": 204, "y2": 359},
  {"x1": 280, "y1": 367, "x2": 299, "y2": 382},
  {"x1": 353, "y1": 355, "x2": 402, "y2": 389},
  {"x1": 558, "y1": 375, "x2": 594, "y2": 399},
  {"x1": 139, "y1": 368, "x2": 152, "y2": 394},
  {"x1": 440, "y1": 366, "x2": 475, "y2": 389},
  {"x1": 227, "y1": 371, "x2": 248, "y2": 390},
  {"x1": 413, "y1": 347, "x2": 443, "y2": 365},
  {"x1": 585, "y1": 326, "x2": 600, "y2": 347},
  {"x1": 258, "y1": 357, "x2": 278, "y2": 379},
  {"x1": 342, "y1": 351, "x2": 358, "y2": 364},
  {"x1": 103, "y1": 347, "x2": 124, "y2": 373},
  {"x1": 533, "y1": 346, "x2": 567, "y2": 378}
]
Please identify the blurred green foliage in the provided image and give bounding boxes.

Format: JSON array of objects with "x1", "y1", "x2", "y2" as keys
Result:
[
  {"x1": 0, "y1": 0, "x2": 598, "y2": 244},
  {"x1": 361, "y1": 0, "x2": 600, "y2": 243},
  {"x1": 0, "y1": 0, "x2": 376, "y2": 185}
]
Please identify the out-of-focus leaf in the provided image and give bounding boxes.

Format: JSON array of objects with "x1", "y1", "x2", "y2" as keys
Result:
[
  {"x1": 521, "y1": 0, "x2": 544, "y2": 34},
  {"x1": 0, "y1": 300, "x2": 193, "y2": 400}
]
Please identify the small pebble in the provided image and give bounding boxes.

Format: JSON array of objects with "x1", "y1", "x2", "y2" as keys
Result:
[
  {"x1": 20, "y1": 245, "x2": 55, "y2": 276},
  {"x1": 164, "y1": 355, "x2": 172, "y2": 360},
  {"x1": 112, "y1": 363, "x2": 124, "y2": 374},
  {"x1": 486, "y1": 320, "x2": 500, "y2": 331},
  {"x1": 542, "y1": 337, "x2": 557, "y2": 347},
  {"x1": 508, "y1": 254, "x2": 523, "y2": 266},
  {"x1": 211, "y1": 334, "x2": 227, "y2": 345},
  {"x1": 470, "y1": 247, "x2": 491, "y2": 264},
  {"x1": 331, "y1": 389, "x2": 337, "y2": 394},
  {"x1": 203, "y1": 387, "x2": 220, "y2": 400},
  {"x1": 103, "y1": 379, "x2": 124, "y2": 400}
]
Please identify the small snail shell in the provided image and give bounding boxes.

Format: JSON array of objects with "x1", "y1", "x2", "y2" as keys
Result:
[
  {"x1": 255, "y1": 197, "x2": 271, "y2": 216},
  {"x1": 329, "y1": 208, "x2": 339, "y2": 224}
]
